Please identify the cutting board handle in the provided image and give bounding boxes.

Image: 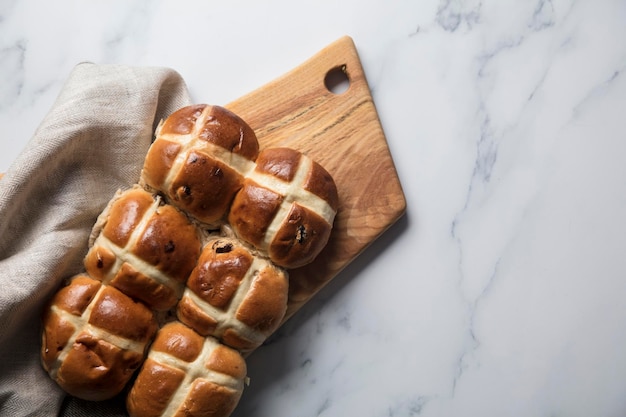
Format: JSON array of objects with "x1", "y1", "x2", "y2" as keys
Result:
[
  {"x1": 0, "y1": 37, "x2": 406, "y2": 326},
  {"x1": 227, "y1": 36, "x2": 406, "y2": 320}
]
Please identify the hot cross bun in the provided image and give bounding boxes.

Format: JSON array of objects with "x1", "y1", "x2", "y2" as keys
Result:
[{"x1": 41, "y1": 104, "x2": 338, "y2": 417}]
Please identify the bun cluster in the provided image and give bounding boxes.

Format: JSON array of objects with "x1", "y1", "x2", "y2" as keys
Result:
[{"x1": 41, "y1": 105, "x2": 338, "y2": 417}]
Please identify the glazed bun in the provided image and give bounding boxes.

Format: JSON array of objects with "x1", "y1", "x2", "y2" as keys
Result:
[
  {"x1": 177, "y1": 236, "x2": 288, "y2": 353},
  {"x1": 41, "y1": 275, "x2": 157, "y2": 401},
  {"x1": 229, "y1": 147, "x2": 338, "y2": 268},
  {"x1": 141, "y1": 104, "x2": 259, "y2": 226},
  {"x1": 41, "y1": 104, "x2": 340, "y2": 417},
  {"x1": 126, "y1": 321, "x2": 246, "y2": 417},
  {"x1": 84, "y1": 187, "x2": 202, "y2": 311}
]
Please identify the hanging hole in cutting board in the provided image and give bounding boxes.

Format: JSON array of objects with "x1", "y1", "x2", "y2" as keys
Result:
[{"x1": 324, "y1": 65, "x2": 350, "y2": 95}]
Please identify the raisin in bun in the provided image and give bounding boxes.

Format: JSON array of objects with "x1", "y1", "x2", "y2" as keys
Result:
[
  {"x1": 41, "y1": 275, "x2": 158, "y2": 401},
  {"x1": 84, "y1": 187, "x2": 202, "y2": 311},
  {"x1": 141, "y1": 104, "x2": 259, "y2": 226},
  {"x1": 127, "y1": 321, "x2": 246, "y2": 417},
  {"x1": 40, "y1": 103, "x2": 340, "y2": 417},
  {"x1": 228, "y1": 147, "x2": 339, "y2": 269},
  {"x1": 177, "y1": 236, "x2": 289, "y2": 353}
]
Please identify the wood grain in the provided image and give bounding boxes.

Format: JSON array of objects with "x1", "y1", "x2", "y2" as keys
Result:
[
  {"x1": 226, "y1": 36, "x2": 406, "y2": 322},
  {"x1": 0, "y1": 37, "x2": 406, "y2": 325}
]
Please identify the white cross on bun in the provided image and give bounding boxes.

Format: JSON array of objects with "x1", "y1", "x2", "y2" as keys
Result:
[{"x1": 41, "y1": 104, "x2": 339, "y2": 417}]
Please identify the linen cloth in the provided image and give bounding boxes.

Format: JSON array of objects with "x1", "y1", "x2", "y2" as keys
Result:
[{"x1": 0, "y1": 62, "x2": 191, "y2": 416}]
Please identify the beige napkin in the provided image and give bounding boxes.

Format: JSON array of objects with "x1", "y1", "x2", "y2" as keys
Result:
[{"x1": 0, "y1": 63, "x2": 191, "y2": 416}]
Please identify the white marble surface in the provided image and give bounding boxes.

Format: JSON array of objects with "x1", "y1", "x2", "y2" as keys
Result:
[{"x1": 2, "y1": 0, "x2": 626, "y2": 416}]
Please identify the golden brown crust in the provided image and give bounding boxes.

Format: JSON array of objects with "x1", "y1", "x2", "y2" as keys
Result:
[
  {"x1": 84, "y1": 245, "x2": 116, "y2": 281},
  {"x1": 168, "y1": 152, "x2": 243, "y2": 224},
  {"x1": 102, "y1": 188, "x2": 154, "y2": 247},
  {"x1": 255, "y1": 148, "x2": 339, "y2": 210},
  {"x1": 269, "y1": 203, "x2": 333, "y2": 268},
  {"x1": 50, "y1": 275, "x2": 101, "y2": 316},
  {"x1": 131, "y1": 202, "x2": 201, "y2": 282},
  {"x1": 228, "y1": 147, "x2": 338, "y2": 269},
  {"x1": 176, "y1": 296, "x2": 218, "y2": 335},
  {"x1": 254, "y1": 147, "x2": 301, "y2": 182},
  {"x1": 127, "y1": 358, "x2": 186, "y2": 417},
  {"x1": 159, "y1": 104, "x2": 206, "y2": 136},
  {"x1": 141, "y1": 104, "x2": 259, "y2": 225},
  {"x1": 108, "y1": 262, "x2": 179, "y2": 312},
  {"x1": 205, "y1": 344, "x2": 248, "y2": 381},
  {"x1": 176, "y1": 237, "x2": 288, "y2": 352},
  {"x1": 42, "y1": 105, "x2": 340, "y2": 415},
  {"x1": 41, "y1": 309, "x2": 75, "y2": 371},
  {"x1": 85, "y1": 188, "x2": 202, "y2": 310},
  {"x1": 235, "y1": 266, "x2": 289, "y2": 333},
  {"x1": 127, "y1": 322, "x2": 246, "y2": 417},
  {"x1": 141, "y1": 139, "x2": 182, "y2": 188},
  {"x1": 228, "y1": 182, "x2": 283, "y2": 248},
  {"x1": 303, "y1": 158, "x2": 339, "y2": 210},
  {"x1": 87, "y1": 285, "x2": 157, "y2": 343},
  {"x1": 150, "y1": 321, "x2": 204, "y2": 362},
  {"x1": 185, "y1": 239, "x2": 254, "y2": 310},
  {"x1": 196, "y1": 106, "x2": 259, "y2": 161},
  {"x1": 174, "y1": 380, "x2": 241, "y2": 417},
  {"x1": 157, "y1": 105, "x2": 259, "y2": 160},
  {"x1": 41, "y1": 275, "x2": 157, "y2": 401},
  {"x1": 57, "y1": 332, "x2": 144, "y2": 401}
]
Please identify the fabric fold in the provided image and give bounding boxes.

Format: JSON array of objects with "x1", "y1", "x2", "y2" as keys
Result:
[{"x1": 0, "y1": 62, "x2": 191, "y2": 417}]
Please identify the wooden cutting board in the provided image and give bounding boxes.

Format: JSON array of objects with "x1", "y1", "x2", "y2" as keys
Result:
[
  {"x1": 226, "y1": 36, "x2": 406, "y2": 323},
  {"x1": 0, "y1": 37, "x2": 406, "y2": 325}
]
